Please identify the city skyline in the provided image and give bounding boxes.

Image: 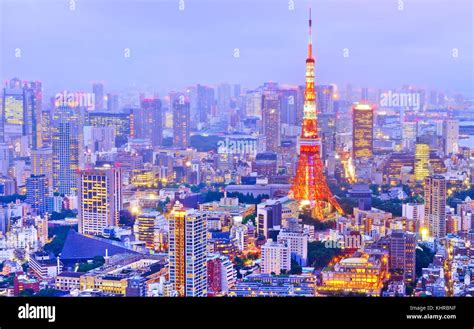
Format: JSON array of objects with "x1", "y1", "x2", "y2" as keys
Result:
[{"x1": 0, "y1": 0, "x2": 473, "y2": 97}]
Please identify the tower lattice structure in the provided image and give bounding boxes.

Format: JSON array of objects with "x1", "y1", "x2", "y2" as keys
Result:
[{"x1": 289, "y1": 9, "x2": 343, "y2": 219}]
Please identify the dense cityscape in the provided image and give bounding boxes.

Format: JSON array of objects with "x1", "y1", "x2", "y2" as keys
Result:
[{"x1": 0, "y1": 2, "x2": 473, "y2": 300}]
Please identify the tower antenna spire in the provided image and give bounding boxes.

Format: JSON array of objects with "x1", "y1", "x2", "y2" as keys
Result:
[{"x1": 308, "y1": 8, "x2": 313, "y2": 59}]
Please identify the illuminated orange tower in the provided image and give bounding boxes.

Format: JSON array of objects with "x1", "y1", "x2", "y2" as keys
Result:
[{"x1": 290, "y1": 9, "x2": 343, "y2": 219}]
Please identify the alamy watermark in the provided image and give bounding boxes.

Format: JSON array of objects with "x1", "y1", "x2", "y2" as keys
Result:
[
  {"x1": 380, "y1": 90, "x2": 420, "y2": 110},
  {"x1": 55, "y1": 90, "x2": 95, "y2": 110},
  {"x1": 217, "y1": 138, "x2": 257, "y2": 155}
]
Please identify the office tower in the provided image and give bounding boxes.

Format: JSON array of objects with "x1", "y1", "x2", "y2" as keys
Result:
[
  {"x1": 26, "y1": 174, "x2": 49, "y2": 216},
  {"x1": 389, "y1": 230, "x2": 416, "y2": 283},
  {"x1": 172, "y1": 97, "x2": 190, "y2": 148},
  {"x1": 245, "y1": 91, "x2": 262, "y2": 117},
  {"x1": 196, "y1": 85, "x2": 215, "y2": 124},
  {"x1": 52, "y1": 106, "x2": 83, "y2": 195},
  {"x1": 442, "y1": 119, "x2": 459, "y2": 155},
  {"x1": 31, "y1": 147, "x2": 53, "y2": 185},
  {"x1": 2, "y1": 78, "x2": 25, "y2": 137},
  {"x1": 136, "y1": 214, "x2": 156, "y2": 250},
  {"x1": 262, "y1": 93, "x2": 281, "y2": 152},
  {"x1": 352, "y1": 103, "x2": 374, "y2": 159},
  {"x1": 78, "y1": 164, "x2": 122, "y2": 235},
  {"x1": 277, "y1": 228, "x2": 308, "y2": 266},
  {"x1": 257, "y1": 200, "x2": 282, "y2": 239},
  {"x1": 2, "y1": 79, "x2": 42, "y2": 150},
  {"x1": 318, "y1": 113, "x2": 336, "y2": 160},
  {"x1": 106, "y1": 93, "x2": 119, "y2": 112},
  {"x1": 414, "y1": 142, "x2": 430, "y2": 182},
  {"x1": 290, "y1": 11, "x2": 343, "y2": 219},
  {"x1": 424, "y1": 175, "x2": 447, "y2": 238},
  {"x1": 88, "y1": 111, "x2": 131, "y2": 147},
  {"x1": 168, "y1": 202, "x2": 207, "y2": 297},
  {"x1": 217, "y1": 83, "x2": 232, "y2": 114},
  {"x1": 279, "y1": 88, "x2": 298, "y2": 125},
  {"x1": 260, "y1": 239, "x2": 291, "y2": 275},
  {"x1": 132, "y1": 98, "x2": 162, "y2": 147},
  {"x1": 316, "y1": 85, "x2": 335, "y2": 114},
  {"x1": 92, "y1": 83, "x2": 104, "y2": 110}
]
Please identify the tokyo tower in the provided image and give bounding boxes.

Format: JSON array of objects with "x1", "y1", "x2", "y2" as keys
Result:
[{"x1": 289, "y1": 9, "x2": 343, "y2": 220}]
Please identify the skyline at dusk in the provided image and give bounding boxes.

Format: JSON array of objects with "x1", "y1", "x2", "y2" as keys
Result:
[
  {"x1": 1, "y1": 1, "x2": 474, "y2": 326},
  {"x1": 1, "y1": 0, "x2": 473, "y2": 96}
]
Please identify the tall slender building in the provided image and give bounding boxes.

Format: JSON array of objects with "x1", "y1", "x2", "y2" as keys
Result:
[
  {"x1": 415, "y1": 142, "x2": 430, "y2": 182},
  {"x1": 352, "y1": 104, "x2": 374, "y2": 159},
  {"x1": 172, "y1": 96, "x2": 190, "y2": 148},
  {"x1": 52, "y1": 106, "x2": 83, "y2": 195},
  {"x1": 262, "y1": 93, "x2": 281, "y2": 152},
  {"x1": 389, "y1": 230, "x2": 416, "y2": 283},
  {"x1": 132, "y1": 98, "x2": 163, "y2": 147},
  {"x1": 424, "y1": 175, "x2": 446, "y2": 238},
  {"x1": 26, "y1": 174, "x2": 49, "y2": 216},
  {"x1": 78, "y1": 164, "x2": 122, "y2": 235},
  {"x1": 92, "y1": 83, "x2": 104, "y2": 111},
  {"x1": 168, "y1": 202, "x2": 207, "y2": 297},
  {"x1": 290, "y1": 9, "x2": 343, "y2": 219},
  {"x1": 442, "y1": 119, "x2": 459, "y2": 155}
]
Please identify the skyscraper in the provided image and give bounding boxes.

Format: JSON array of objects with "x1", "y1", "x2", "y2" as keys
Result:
[
  {"x1": 424, "y1": 175, "x2": 447, "y2": 238},
  {"x1": 415, "y1": 142, "x2": 430, "y2": 182},
  {"x1": 316, "y1": 85, "x2": 335, "y2": 114},
  {"x1": 279, "y1": 88, "x2": 298, "y2": 125},
  {"x1": 389, "y1": 230, "x2": 416, "y2": 283},
  {"x1": 78, "y1": 164, "x2": 122, "y2": 235},
  {"x1": 31, "y1": 147, "x2": 53, "y2": 186},
  {"x1": 26, "y1": 174, "x2": 49, "y2": 216},
  {"x1": 257, "y1": 200, "x2": 282, "y2": 239},
  {"x1": 132, "y1": 98, "x2": 163, "y2": 147},
  {"x1": 290, "y1": 10, "x2": 343, "y2": 219},
  {"x1": 52, "y1": 106, "x2": 83, "y2": 195},
  {"x1": 92, "y1": 83, "x2": 104, "y2": 111},
  {"x1": 352, "y1": 103, "x2": 374, "y2": 159},
  {"x1": 442, "y1": 119, "x2": 459, "y2": 155},
  {"x1": 262, "y1": 93, "x2": 281, "y2": 153},
  {"x1": 168, "y1": 202, "x2": 207, "y2": 297},
  {"x1": 172, "y1": 96, "x2": 190, "y2": 148},
  {"x1": 196, "y1": 84, "x2": 215, "y2": 124},
  {"x1": 2, "y1": 79, "x2": 42, "y2": 151}
]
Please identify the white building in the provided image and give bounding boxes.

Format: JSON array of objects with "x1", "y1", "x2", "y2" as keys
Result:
[
  {"x1": 277, "y1": 229, "x2": 308, "y2": 266},
  {"x1": 260, "y1": 239, "x2": 290, "y2": 275}
]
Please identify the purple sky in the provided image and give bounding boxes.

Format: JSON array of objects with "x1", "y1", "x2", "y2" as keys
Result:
[{"x1": 0, "y1": 0, "x2": 473, "y2": 97}]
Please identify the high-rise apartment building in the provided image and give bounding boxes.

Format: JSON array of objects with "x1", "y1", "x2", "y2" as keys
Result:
[
  {"x1": 172, "y1": 97, "x2": 190, "y2": 148},
  {"x1": 78, "y1": 165, "x2": 122, "y2": 235},
  {"x1": 168, "y1": 202, "x2": 207, "y2": 297},
  {"x1": 26, "y1": 174, "x2": 49, "y2": 216},
  {"x1": 424, "y1": 175, "x2": 447, "y2": 238},
  {"x1": 442, "y1": 119, "x2": 459, "y2": 155},
  {"x1": 262, "y1": 93, "x2": 281, "y2": 153}
]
